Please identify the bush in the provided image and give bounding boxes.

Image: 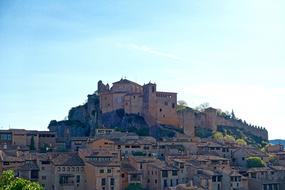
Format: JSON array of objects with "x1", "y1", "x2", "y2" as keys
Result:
[
  {"x1": 247, "y1": 157, "x2": 266, "y2": 168},
  {"x1": 0, "y1": 170, "x2": 43, "y2": 190},
  {"x1": 236, "y1": 138, "x2": 247, "y2": 146}
]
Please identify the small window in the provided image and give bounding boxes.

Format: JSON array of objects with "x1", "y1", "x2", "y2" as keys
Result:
[
  {"x1": 57, "y1": 167, "x2": 61, "y2": 172},
  {"x1": 110, "y1": 178, "x2": 115, "y2": 186},
  {"x1": 160, "y1": 108, "x2": 162, "y2": 112},
  {"x1": 42, "y1": 176, "x2": 46, "y2": 180},
  {"x1": 152, "y1": 86, "x2": 155, "y2": 92},
  {"x1": 100, "y1": 169, "x2": 104, "y2": 173},
  {"x1": 107, "y1": 169, "x2": 111, "y2": 173},
  {"x1": 101, "y1": 178, "x2": 106, "y2": 186},
  {"x1": 76, "y1": 175, "x2": 80, "y2": 183},
  {"x1": 172, "y1": 103, "x2": 175, "y2": 109}
]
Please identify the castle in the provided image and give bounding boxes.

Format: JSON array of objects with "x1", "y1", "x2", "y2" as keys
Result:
[
  {"x1": 98, "y1": 79, "x2": 178, "y2": 127},
  {"x1": 97, "y1": 79, "x2": 268, "y2": 140}
]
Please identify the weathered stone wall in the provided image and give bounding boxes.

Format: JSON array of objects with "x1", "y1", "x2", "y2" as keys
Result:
[
  {"x1": 179, "y1": 107, "x2": 268, "y2": 140},
  {"x1": 156, "y1": 91, "x2": 178, "y2": 126}
]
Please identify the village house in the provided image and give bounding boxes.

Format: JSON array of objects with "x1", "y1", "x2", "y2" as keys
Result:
[{"x1": 247, "y1": 166, "x2": 285, "y2": 190}]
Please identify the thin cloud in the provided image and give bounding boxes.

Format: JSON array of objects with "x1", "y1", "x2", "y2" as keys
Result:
[{"x1": 117, "y1": 43, "x2": 185, "y2": 62}]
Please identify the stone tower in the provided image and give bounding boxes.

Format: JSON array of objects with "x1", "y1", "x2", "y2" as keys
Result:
[{"x1": 143, "y1": 83, "x2": 157, "y2": 126}]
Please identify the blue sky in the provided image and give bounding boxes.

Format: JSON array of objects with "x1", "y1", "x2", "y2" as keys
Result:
[{"x1": 0, "y1": 0, "x2": 284, "y2": 139}]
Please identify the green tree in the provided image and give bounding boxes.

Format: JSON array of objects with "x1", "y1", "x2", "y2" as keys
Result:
[
  {"x1": 0, "y1": 170, "x2": 43, "y2": 190},
  {"x1": 29, "y1": 135, "x2": 35, "y2": 151},
  {"x1": 223, "y1": 134, "x2": 235, "y2": 142},
  {"x1": 213, "y1": 132, "x2": 223, "y2": 140},
  {"x1": 176, "y1": 100, "x2": 188, "y2": 111},
  {"x1": 125, "y1": 183, "x2": 144, "y2": 190},
  {"x1": 269, "y1": 154, "x2": 279, "y2": 166},
  {"x1": 236, "y1": 138, "x2": 247, "y2": 146},
  {"x1": 247, "y1": 157, "x2": 266, "y2": 168}
]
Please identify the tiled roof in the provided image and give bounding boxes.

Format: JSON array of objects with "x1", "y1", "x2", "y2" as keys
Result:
[
  {"x1": 18, "y1": 160, "x2": 39, "y2": 171},
  {"x1": 52, "y1": 153, "x2": 84, "y2": 166}
]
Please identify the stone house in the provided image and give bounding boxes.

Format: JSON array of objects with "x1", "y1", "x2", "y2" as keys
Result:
[
  {"x1": 247, "y1": 166, "x2": 285, "y2": 190},
  {"x1": 51, "y1": 153, "x2": 86, "y2": 190},
  {"x1": 232, "y1": 148, "x2": 269, "y2": 168},
  {"x1": 145, "y1": 160, "x2": 180, "y2": 190}
]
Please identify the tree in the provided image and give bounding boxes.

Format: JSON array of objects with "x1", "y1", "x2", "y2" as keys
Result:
[
  {"x1": 247, "y1": 157, "x2": 266, "y2": 168},
  {"x1": 29, "y1": 135, "x2": 35, "y2": 151},
  {"x1": 231, "y1": 109, "x2": 236, "y2": 119},
  {"x1": 236, "y1": 138, "x2": 247, "y2": 146},
  {"x1": 213, "y1": 132, "x2": 224, "y2": 140},
  {"x1": 223, "y1": 134, "x2": 235, "y2": 142},
  {"x1": 176, "y1": 100, "x2": 188, "y2": 111},
  {"x1": 125, "y1": 183, "x2": 144, "y2": 190},
  {"x1": 269, "y1": 154, "x2": 279, "y2": 166},
  {"x1": 195, "y1": 102, "x2": 209, "y2": 112},
  {"x1": 0, "y1": 170, "x2": 43, "y2": 190}
]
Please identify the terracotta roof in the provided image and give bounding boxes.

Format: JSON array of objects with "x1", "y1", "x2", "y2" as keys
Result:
[
  {"x1": 52, "y1": 153, "x2": 84, "y2": 166},
  {"x1": 86, "y1": 160, "x2": 120, "y2": 167}
]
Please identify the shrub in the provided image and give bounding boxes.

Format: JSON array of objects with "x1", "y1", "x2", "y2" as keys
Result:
[{"x1": 247, "y1": 157, "x2": 266, "y2": 168}]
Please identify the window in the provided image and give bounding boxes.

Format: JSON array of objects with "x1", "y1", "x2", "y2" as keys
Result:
[
  {"x1": 110, "y1": 178, "x2": 115, "y2": 186},
  {"x1": 160, "y1": 108, "x2": 162, "y2": 112},
  {"x1": 172, "y1": 170, "x2": 177, "y2": 176},
  {"x1": 41, "y1": 161, "x2": 50, "y2": 165},
  {"x1": 165, "y1": 102, "x2": 168, "y2": 106},
  {"x1": 42, "y1": 176, "x2": 46, "y2": 180},
  {"x1": 162, "y1": 170, "x2": 168, "y2": 178},
  {"x1": 100, "y1": 169, "x2": 104, "y2": 173},
  {"x1": 67, "y1": 167, "x2": 70, "y2": 172},
  {"x1": 155, "y1": 179, "x2": 157, "y2": 184},
  {"x1": 170, "y1": 179, "x2": 173, "y2": 186},
  {"x1": 62, "y1": 167, "x2": 65, "y2": 172},
  {"x1": 76, "y1": 175, "x2": 80, "y2": 183},
  {"x1": 41, "y1": 167, "x2": 45, "y2": 170},
  {"x1": 57, "y1": 167, "x2": 61, "y2": 172},
  {"x1": 76, "y1": 167, "x2": 79, "y2": 172},
  {"x1": 31, "y1": 170, "x2": 39, "y2": 179},
  {"x1": 163, "y1": 179, "x2": 167, "y2": 187},
  {"x1": 152, "y1": 86, "x2": 155, "y2": 92},
  {"x1": 172, "y1": 103, "x2": 175, "y2": 109},
  {"x1": 101, "y1": 178, "x2": 106, "y2": 186},
  {"x1": 107, "y1": 169, "x2": 111, "y2": 173}
]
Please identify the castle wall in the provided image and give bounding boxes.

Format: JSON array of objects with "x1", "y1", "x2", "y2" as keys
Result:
[
  {"x1": 100, "y1": 92, "x2": 126, "y2": 113},
  {"x1": 156, "y1": 92, "x2": 178, "y2": 126},
  {"x1": 124, "y1": 94, "x2": 143, "y2": 115},
  {"x1": 177, "y1": 109, "x2": 195, "y2": 137}
]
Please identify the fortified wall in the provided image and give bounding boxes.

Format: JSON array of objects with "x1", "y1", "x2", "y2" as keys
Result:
[
  {"x1": 98, "y1": 79, "x2": 268, "y2": 141},
  {"x1": 178, "y1": 108, "x2": 268, "y2": 140}
]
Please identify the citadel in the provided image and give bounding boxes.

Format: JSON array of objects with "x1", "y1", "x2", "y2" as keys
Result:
[
  {"x1": 97, "y1": 78, "x2": 268, "y2": 140},
  {"x1": 1, "y1": 78, "x2": 283, "y2": 190}
]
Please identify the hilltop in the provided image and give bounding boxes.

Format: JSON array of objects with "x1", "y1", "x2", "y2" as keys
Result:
[{"x1": 48, "y1": 79, "x2": 268, "y2": 148}]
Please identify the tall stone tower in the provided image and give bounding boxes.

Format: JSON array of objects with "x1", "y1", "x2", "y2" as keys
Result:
[{"x1": 143, "y1": 83, "x2": 157, "y2": 126}]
